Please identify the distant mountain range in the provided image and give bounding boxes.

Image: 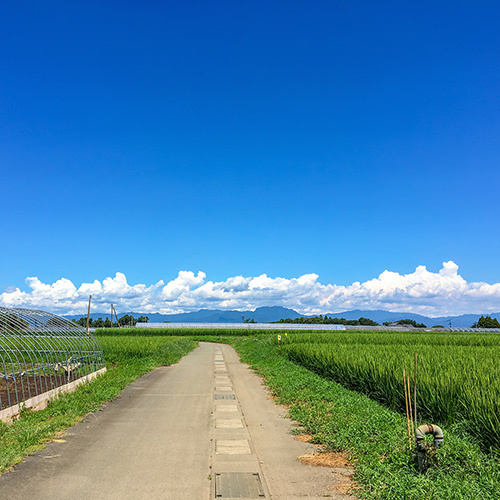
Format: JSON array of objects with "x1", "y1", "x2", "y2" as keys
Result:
[{"x1": 65, "y1": 306, "x2": 500, "y2": 328}]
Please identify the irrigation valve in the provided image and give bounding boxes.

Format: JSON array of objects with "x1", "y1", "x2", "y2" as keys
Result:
[{"x1": 415, "y1": 424, "x2": 444, "y2": 473}]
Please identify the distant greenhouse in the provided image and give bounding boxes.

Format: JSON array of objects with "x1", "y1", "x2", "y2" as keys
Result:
[{"x1": 135, "y1": 322, "x2": 347, "y2": 330}]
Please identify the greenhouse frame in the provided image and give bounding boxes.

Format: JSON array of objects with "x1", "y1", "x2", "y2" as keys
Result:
[{"x1": 0, "y1": 306, "x2": 105, "y2": 419}]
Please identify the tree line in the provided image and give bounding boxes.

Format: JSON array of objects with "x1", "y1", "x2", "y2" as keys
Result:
[
  {"x1": 273, "y1": 315, "x2": 380, "y2": 326},
  {"x1": 472, "y1": 315, "x2": 500, "y2": 328},
  {"x1": 273, "y1": 316, "x2": 429, "y2": 327},
  {"x1": 272, "y1": 314, "x2": 500, "y2": 329},
  {"x1": 72, "y1": 315, "x2": 149, "y2": 328}
]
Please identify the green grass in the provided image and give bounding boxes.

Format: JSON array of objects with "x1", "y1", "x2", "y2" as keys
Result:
[
  {"x1": 95, "y1": 327, "x2": 335, "y2": 337},
  {"x1": 0, "y1": 335, "x2": 196, "y2": 474},
  {"x1": 278, "y1": 331, "x2": 500, "y2": 450},
  {"x1": 232, "y1": 335, "x2": 500, "y2": 500}
]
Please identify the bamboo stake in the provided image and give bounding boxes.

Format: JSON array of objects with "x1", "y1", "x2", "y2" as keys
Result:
[
  {"x1": 414, "y1": 352, "x2": 418, "y2": 428},
  {"x1": 407, "y1": 375, "x2": 414, "y2": 442},
  {"x1": 86, "y1": 295, "x2": 92, "y2": 335},
  {"x1": 403, "y1": 369, "x2": 412, "y2": 449}
]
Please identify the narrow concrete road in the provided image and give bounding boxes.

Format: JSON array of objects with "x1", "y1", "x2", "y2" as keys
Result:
[{"x1": 0, "y1": 343, "x2": 353, "y2": 499}]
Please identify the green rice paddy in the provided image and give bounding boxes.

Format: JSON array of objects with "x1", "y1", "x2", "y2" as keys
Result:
[{"x1": 278, "y1": 331, "x2": 500, "y2": 450}]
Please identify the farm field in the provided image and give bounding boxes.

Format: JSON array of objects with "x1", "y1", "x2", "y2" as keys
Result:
[
  {"x1": 280, "y1": 330, "x2": 500, "y2": 451},
  {"x1": 96, "y1": 327, "x2": 327, "y2": 336}
]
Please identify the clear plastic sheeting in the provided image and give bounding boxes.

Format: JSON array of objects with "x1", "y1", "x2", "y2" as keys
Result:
[{"x1": 0, "y1": 306, "x2": 105, "y2": 411}]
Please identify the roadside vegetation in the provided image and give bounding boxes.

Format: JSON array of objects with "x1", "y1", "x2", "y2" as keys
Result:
[{"x1": 0, "y1": 336, "x2": 196, "y2": 474}]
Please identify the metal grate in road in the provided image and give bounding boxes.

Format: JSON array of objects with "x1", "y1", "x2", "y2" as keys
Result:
[
  {"x1": 215, "y1": 472, "x2": 265, "y2": 498},
  {"x1": 214, "y1": 394, "x2": 236, "y2": 400}
]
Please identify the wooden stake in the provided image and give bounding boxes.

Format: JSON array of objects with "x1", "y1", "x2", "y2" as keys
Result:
[
  {"x1": 403, "y1": 369, "x2": 412, "y2": 449},
  {"x1": 86, "y1": 295, "x2": 92, "y2": 335},
  {"x1": 407, "y1": 375, "x2": 414, "y2": 441},
  {"x1": 414, "y1": 352, "x2": 418, "y2": 428}
]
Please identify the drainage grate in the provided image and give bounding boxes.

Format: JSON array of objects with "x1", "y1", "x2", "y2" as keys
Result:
[
  {"x1": 215, "y1": 371, "x2": 229, "y2": 374},
  {"x1": 215, "y1": 472, "x2": 265, "y2": 498},
  {"x1": 215, "y1": 394, "x2": 236, "y2": 400}
]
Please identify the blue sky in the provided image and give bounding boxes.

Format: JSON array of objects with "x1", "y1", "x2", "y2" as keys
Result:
[{"x1": 1, "y1": 2, "x2": 499, "y2": 315}]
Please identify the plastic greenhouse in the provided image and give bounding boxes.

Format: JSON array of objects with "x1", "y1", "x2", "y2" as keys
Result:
[{"x1": 0, "y1": 306, "x2": 105, "y2": 419}]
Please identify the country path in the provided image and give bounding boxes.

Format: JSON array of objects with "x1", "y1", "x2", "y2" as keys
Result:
[{"x1": 0, "y1": 342, "x2": 354, "y2": 499}]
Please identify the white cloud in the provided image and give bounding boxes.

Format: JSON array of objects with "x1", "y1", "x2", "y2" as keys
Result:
[
  {"x1": 161, "y1": 271, "x2": 206, "y2": 300},
  {"x1": 1, "y1": 262, "x2": 499, "y2": 317}
]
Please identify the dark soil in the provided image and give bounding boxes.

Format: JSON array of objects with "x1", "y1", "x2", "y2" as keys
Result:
[{"x1": 0, "y1": 373, "x2": 74, "y2": 411}]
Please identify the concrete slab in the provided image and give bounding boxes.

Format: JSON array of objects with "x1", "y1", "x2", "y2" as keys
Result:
[
  {"x1": 215, "y1": 404, "x2": 239, "y2": 412},
  {"x1": 211, "y1": 460, "x2": 261, "y2": 473},
  {"x1": 216, "y1": 440, "x2": 252, "y2": 455},
  {"x1": 216, "y1": 419, "x2": 244, "y2": 429},
  {"x1": 215, "y1": 386, "x2": 233, "y2": 392}
]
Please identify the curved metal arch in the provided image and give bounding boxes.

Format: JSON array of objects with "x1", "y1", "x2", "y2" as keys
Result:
[
  {"x1": 0, "y1": 307, "x2": 106, "y2": 411},
  {"x1": 3, "y1": 310, "x2": 63, "y2": 394},
  {"x1": 21, "y1": 309, "x2": 103, "y2": 378},
  {"x1": 21, "y1": 310, "x2": 85, "y2": 384}
]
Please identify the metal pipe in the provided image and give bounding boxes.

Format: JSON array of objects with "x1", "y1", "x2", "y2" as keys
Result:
[{"x1": 415, "y1": 424, "x2": 444, "y2": 472}]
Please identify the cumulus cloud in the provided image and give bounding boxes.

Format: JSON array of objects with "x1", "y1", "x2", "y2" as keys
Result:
[{"x1": 1, "y1": 262, "x2": 499, "y2": 317}]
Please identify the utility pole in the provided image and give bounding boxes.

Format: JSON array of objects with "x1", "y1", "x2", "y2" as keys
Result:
[
  {"x1": 86, "y1": 295, "x2": 92, "y2": 335},
  {"x1": 111, "y1": 304, "x2": 113, "y2": 327},
  {"x1": 113, "y1": 305, "x2": 121, "y2": 328}
]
